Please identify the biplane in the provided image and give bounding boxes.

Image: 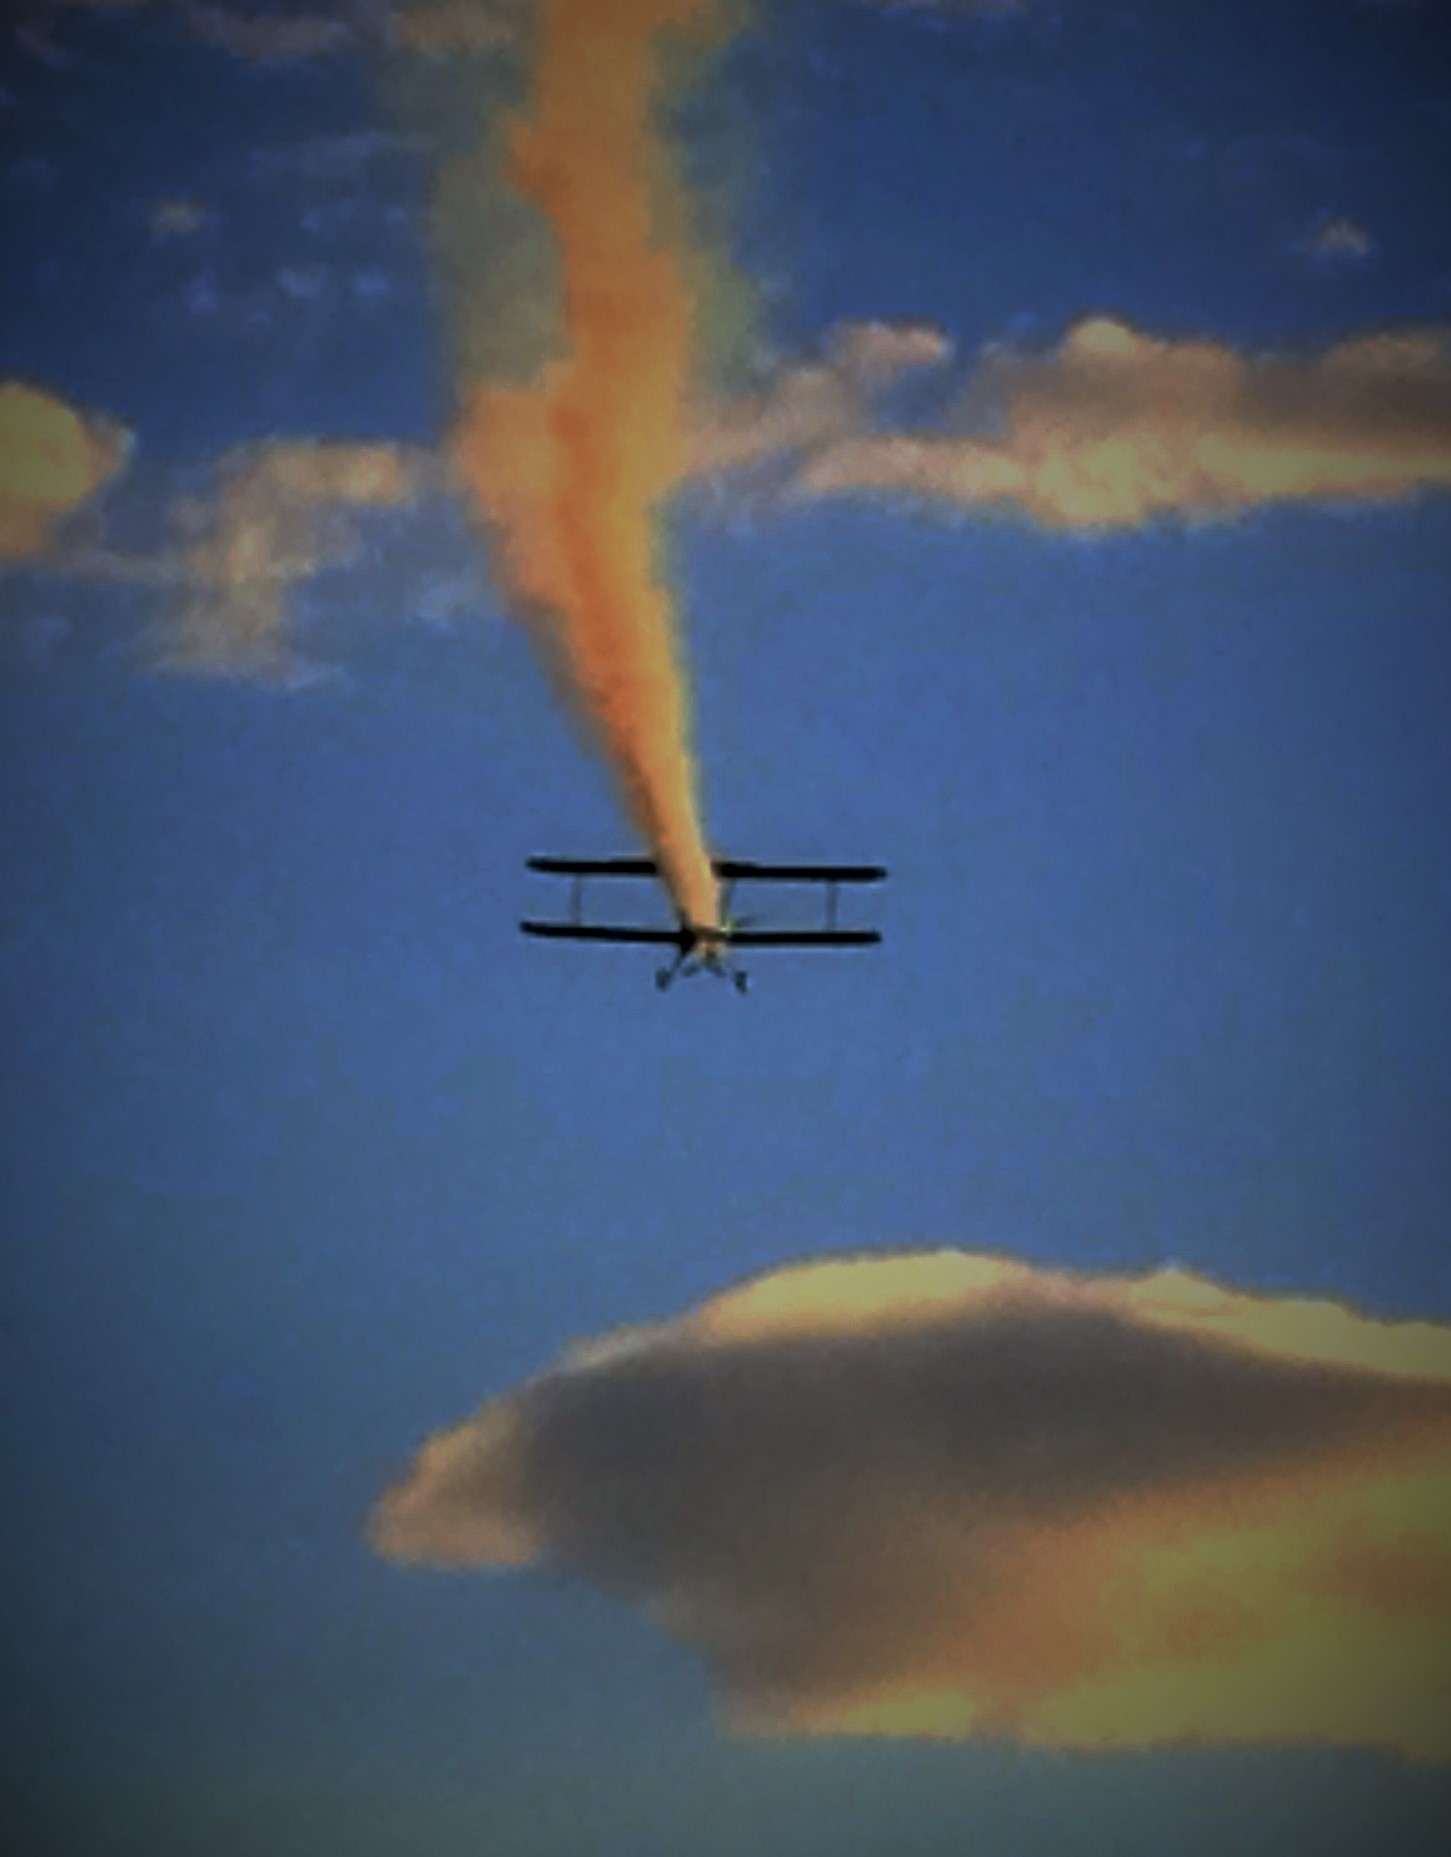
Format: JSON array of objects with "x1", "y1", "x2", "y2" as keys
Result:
[{"x1": 521, "y1": 856, "x2": 887, "y2": 992}]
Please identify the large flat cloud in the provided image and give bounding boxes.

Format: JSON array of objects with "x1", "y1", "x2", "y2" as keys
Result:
[
  {"x1": 372, "y1": 1251, "x2": 1451, "y2": 1760},
  {"x1": 793, "y1": 318, "x2": 1451, "y2": 529}
]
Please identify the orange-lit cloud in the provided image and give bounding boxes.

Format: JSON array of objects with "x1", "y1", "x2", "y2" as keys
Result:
[
  {"x1": 161, "y1": 439, "x2": 429, "y2": 680},
  {"x1": 0, "y1": 381, "x2": 131, "y2": 562},
  {"x1": 373, "y1": 1250, "x2": 1451, "y2": 1761},
  {"x1": 794, "y1": 317, "x2": 1451, "y2": 529},
  {"x1": 449, "y1": 0, "x2": 727, "y2": 933}
]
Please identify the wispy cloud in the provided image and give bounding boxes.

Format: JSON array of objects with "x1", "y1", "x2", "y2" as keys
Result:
[
  {"x1": 684, "y1": 321, "x2": 951, "y2": 480},
  {"x1": 10, "y1": 311, "x2": 1448, "y2": 679},
  {"x1": 790, "y1": 318, "x2": 1451, "y2": 529},
  {"x1": 247, "y1": 128, "x2": 427, "y2": 185},
  {"x1": 1298, "y1": 215, "x2": 1377, "y2": 263},
  {"x1": 373, "y1": 1249, "x2": 1451, "y2": 1759},
  {"x1": 157, "y1": 439, "x2": 433, "y2": 680},
  {"x1": 146, "y1": 195, "x2": 211, "y2": 240},
  {"x1": 25, "y1": 1, "x2": 370, "y2": 63},
  {"x1": 26, "y1": 0, "x2": 528, "y2": 62},
  {"x1": 25, "y1": 0, "x2": 1041, "y2": 66},
  {"x1": 183, "y1": 5, "x2": 359, "y2": 62},
  {"x1": 851, "y1": 1, "x2": 1031, "y2": 15},
  {"x1": 0, "y1": 381, "x2": 505, "y2": 684},
  {"x1": 388, "y1": 0, "x2": 530, "y2": 54}
]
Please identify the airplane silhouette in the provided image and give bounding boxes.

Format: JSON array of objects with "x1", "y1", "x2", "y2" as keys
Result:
[{"x1": 521, "y1": 856, "x2": 887, "y2": 992}]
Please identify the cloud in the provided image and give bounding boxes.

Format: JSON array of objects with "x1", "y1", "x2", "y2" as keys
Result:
[
  {"x1": 22, "y1": 0, "x2": 150, "y2": 11},
  {"x1": 158, "y1": 439, "x2": 432, "y2": 680},
  {"x1": 1299, "y1": 216, "x2": 1376, "y2": 263},
  {"x1": 791, "y1": 318, "x2": 1451, "y2": 529},
  {"x1": 24, "y1": 1, "x2": 372, "y2": 62},
  {"x1": 389, "y1": 0, "x2": 530, "y2": 53},
  {"x1": 394, "y1": 0, "x2": 1014, "y2": 56},
  {"x1": 852, "y1": 1, "x2": 1030, "y2": 14},
  {"x1": 684, "y1": 321, "x2": 952, "y2": 480},
  {"x1": 0, "y1": 387, "x2": 503, "y2": 683},
  {"x1": 27, "y1": 0, "x2": 533, "y2": 63},
  {"x1": 372, "y1": 1250, "x2": 1451, "y2": 1760},
  {"x1": 31, "y1": 0, "x2": 1034, "y2": 64},
  {"x1": 248, "y1": 128, "x2": 426, "y2": 184},
  {"x1": 146, "y1": 196, "x2": 211, "y2": 240},
  {"x1": 0, "y1": 381, "x2": 132, "y2": 562},
  {"x1": 13, "y1": 312, "x2": 1443, "y2": 677},
  {"x1": 183, "y1": 4, "x2": 358, "y2": 62}
]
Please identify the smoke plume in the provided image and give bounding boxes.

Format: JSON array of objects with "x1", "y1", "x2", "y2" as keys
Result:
[{"x1": 449, "y1": 0, "x2": 725, "y2": 930}]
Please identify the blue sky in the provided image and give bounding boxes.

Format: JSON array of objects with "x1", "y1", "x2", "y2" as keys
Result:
[{"x1": 4, "y1": 1, "x2": 1451, "y2": 1852}]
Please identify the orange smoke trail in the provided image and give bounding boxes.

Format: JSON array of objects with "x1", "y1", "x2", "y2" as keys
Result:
[{"x1": 454, "y1": 0, "x2": 720, "y2": 931}]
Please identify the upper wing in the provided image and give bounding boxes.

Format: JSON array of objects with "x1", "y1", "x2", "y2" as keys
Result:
[
  {"x1": 723, "y1": 929, "x2": 882, "y2": 948},
  {"x1": 520, "y1": 920, "x2": 683, "y2": 945},
  {"x1": 529, "y1": 855, "x2": 887, "y2": 884},
  {"x1": 527, "y1": 856, "x2": 659, "y2": 878},
  {"x1": 712, "y1": 860, "x2": 887, "y2": 884}
]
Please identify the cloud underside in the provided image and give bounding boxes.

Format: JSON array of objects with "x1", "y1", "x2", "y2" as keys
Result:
[{"x1": 372, "y1": 1251, "x2": 1451, "y2": 1760}]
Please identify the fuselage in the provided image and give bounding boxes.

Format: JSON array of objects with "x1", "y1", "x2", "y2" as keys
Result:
[{"x1": 679, "y1": 917, "x2": 734, "y2": 976}]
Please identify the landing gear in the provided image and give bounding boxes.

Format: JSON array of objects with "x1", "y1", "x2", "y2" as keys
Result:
[{"x1": 654, "y1": 943, "x2": 749, "y2": 994}]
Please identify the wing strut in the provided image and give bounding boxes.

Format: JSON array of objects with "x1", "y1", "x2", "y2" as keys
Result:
[{"x1": 523, "y1": 856, "x2": 886, "y2": 987}]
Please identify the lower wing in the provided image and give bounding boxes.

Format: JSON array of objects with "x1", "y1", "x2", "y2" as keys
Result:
[
  {"x1": 724, "y1": 929, "x2": 882, "y2": 948},
  {"x1": 520, "y1": 922, "x2": 683, "y2": 945},
  {"x1": 520, "y1": 922, "x2": 881, "y2": 949}
]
